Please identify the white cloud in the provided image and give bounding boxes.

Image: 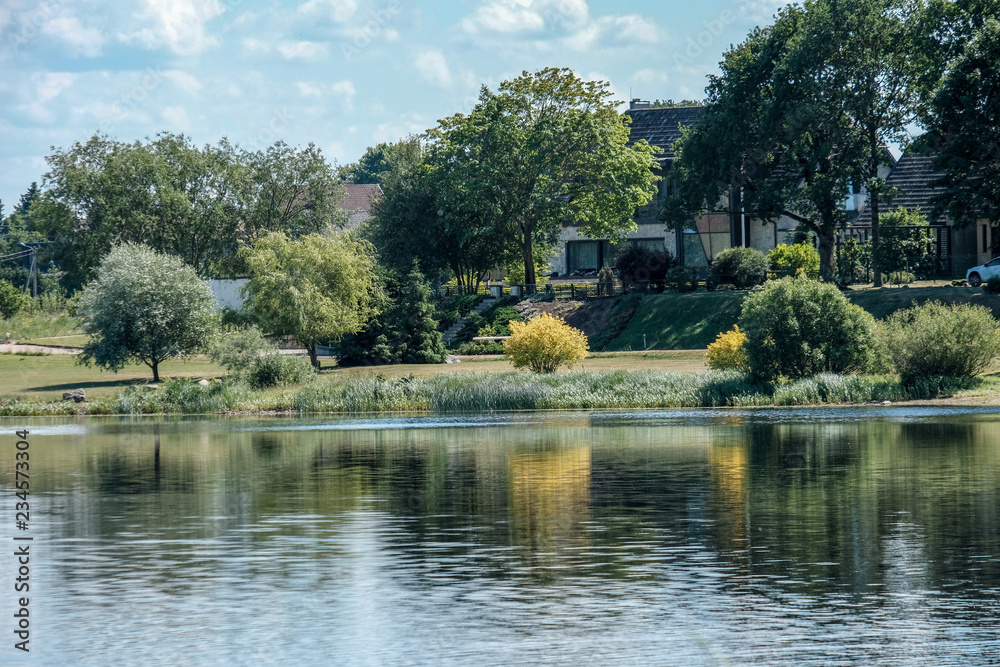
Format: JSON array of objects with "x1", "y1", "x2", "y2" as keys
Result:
[
  {"x1": 461, "y1": 0, "x2": 589, "y2": 34},
  {"x1": 165, "y1": 70, "x2": 202, "y2": 94},
  {"x1": 122, "y1": 0, "x2": 225, "y2": 55},
  {"x1": 297, "y1": 82, "x2": 324, "y2": 98},
  {"x1": 21, "y1": 72, "x2": 75, "y2": 121},
  {"x1": 331, "y1": 79, "x2": 356, "y2": 110},
  {"x1": 631, "y1": 68, "x2": 669, "y2": 86},
  {"x1": 41, "y1": 14, "x2": 104, "y2": 57},
  {"x1": 162, "y1": 105, "x2": 190, "y2": 129},
  {"x1": 298, "y1": 0, "x2": 358, "y2": 23},
  {"x1": 415, "y1": 49, "x2": 452, "y2": 88},
  {"x1": 609, "y1": 15, "x2": 658, "y2": 43},
  {"x1": 277, "y1": 41, "x2": 329, "y2": 61}
]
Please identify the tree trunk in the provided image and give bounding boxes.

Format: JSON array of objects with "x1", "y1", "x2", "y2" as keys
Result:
[
  {"x1": 522, "y1": 241, "x2": 536, "y2": 293},
  {"x1": 151, "y1": 360, "x2": 160, "y2": 383},
  {"x1": 308, "y1": 343, "x2": 320, "y2": 370},
  {"x1": 817, "y1": 227, "x2": 836, "y2": 282}
]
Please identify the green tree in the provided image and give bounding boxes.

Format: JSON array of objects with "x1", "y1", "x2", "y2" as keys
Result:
[
  {"x1": 430, "y1": 68, "x2": 660, "y2": 287},
  {"x1": 77, "y1": 244, "x2": 219, "y2": 382},
  {"x1": 30, "y1": 133, "x2": 346, "y2": 289},
  {"x1": 361, "y1": 139, "x2": 511, "y2": 287},
  {"x1": 393, "y1": 264, "x2": 447, "y2": 364},
  {"x1": 337, "y1": 265, "x2": 447, "y2": 366},
  {"x1": 919, "y1": 18, "x2": 1000, "y2": 229},
  {"x1": 342, "y1": 137, "x2": 422, "y2": 185},
  {"x1": 239, "y1": 232, "x2": 380, "y2": 369},
  {"x1": 664, "y1": 0, "x2": 917, "y2": 282}
]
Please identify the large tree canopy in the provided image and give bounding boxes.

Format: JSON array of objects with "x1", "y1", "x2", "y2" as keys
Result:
[
  {"x1": 30, "y1": 133, "x2": 346, "y2": 289},
  {"x1": 920, "y1": 17, "x2": 1000, "y2": 227},
  {"x1": 77, "y1": 243, "x2": 218, "y2": 382},
  {"x1": 663, "y1": 0, "x2": 917, "y2": 281},
  {"x1": 429, "y1": 67, "x2": 660, "y2": 287},
  {"x1": 239, "y1": 232, "x2": 380, "y2": 369}
]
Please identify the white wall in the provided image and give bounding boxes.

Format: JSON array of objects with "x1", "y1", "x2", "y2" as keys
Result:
[{"x1": 210, "y1": 279, "x2": 248, "y2": 310}]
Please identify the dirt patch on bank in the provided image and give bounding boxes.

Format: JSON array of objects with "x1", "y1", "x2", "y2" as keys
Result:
[{"x1": 518, "y1": 298, "x2": 619, "y2": 341}]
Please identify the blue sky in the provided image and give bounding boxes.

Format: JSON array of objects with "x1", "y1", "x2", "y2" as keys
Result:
[{"x1": 0, "y1": 0, "x2": 788, "y2": 209}]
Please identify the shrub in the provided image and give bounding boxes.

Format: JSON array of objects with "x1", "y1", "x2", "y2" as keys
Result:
[
  {"x1": 709, "y1": 247, "x2": 768, "y2": 288},
  {"x1": 504, "y1": 313, "x2": 589, "y2": 373},
  {"x1": 768, "y1": 243, "x2": 820, "y2": 278},
  {"x1": 208, "y1": 326, "x2": 316, "y2": 388},
  {"x1": 245, "y1": 353, "x2": 315, "y2": 389},
  {"x1": 739, "y1": 276, "x2": 879, "y2": 380},
  {"x1": 614, "y1": 244, "x2": 673, "y2": 287},
  {"x1": 985, "y1": 277, "x2": 1000, "y2": 294},
  {"x1": 882, "y1": 300, "x2": 1000, "y2": 384},
  {"x1": 0, "y1": 280, "x2": 31, "y2": 319},
  {"x1": 706, "y1": 325, "x2": 750, "y2": 371}
]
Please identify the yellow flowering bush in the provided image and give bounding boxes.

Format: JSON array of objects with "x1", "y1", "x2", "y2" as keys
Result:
[
  {"x1": 706, "y1": 325, "x2": 750, "y2": 372},
  {"x1": 504, "y1": 313, "x2": 589, "y2": 373}
]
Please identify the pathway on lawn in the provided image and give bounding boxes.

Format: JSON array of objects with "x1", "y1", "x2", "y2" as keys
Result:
[{"x1": 0, "y1": 343, "x2": 82, "y2": 355}]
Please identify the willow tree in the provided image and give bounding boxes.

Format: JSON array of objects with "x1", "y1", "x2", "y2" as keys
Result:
[
  {"x1": 239, "y1": 232, "x2": 380, "y2": 369},
  {"x1": 429, "y1": 68, "x2": 660, "y2": 287}
]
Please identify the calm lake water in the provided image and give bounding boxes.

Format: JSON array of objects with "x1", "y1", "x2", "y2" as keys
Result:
[{"x1": 2, "y1": 407, "x2": 1000, "y2": 665}]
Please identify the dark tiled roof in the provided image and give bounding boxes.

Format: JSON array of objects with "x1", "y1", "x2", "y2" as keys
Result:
[
  {"x1": 625, "y1": 106, "x2": 705, "y2": 160},
  {"x1": 855, "y1": 152, "x2": 947, "y2": 225},
  {"x1": 342, "y1": 183, "x2": 383, "y2": 215}
]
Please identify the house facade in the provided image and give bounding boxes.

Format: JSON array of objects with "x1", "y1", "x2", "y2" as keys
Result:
[
  {"x1": 552, "y1": 100, "x2": 895, "y2": 277},
  {"x1": 551, "y1": 101, "x2": 797, "y2": 277},
  {"x1": 854, "y1": 151, "x2": 986, "y2": 276}
]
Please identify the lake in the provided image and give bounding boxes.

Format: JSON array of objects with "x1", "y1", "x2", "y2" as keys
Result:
[{"x1": 2, "y1": 407, "x2": 999, "y2": 665}]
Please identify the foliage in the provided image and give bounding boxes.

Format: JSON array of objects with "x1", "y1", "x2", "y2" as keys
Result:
[
  {"x1": 504, "y1": 313, "x2": 589, "y2": 373},
  {"x1": 30, "y1": 133, "x2": 346, "y2": 289},
  {"x1": 663, "y1": 0, "x2": 917, "y2": 281},
  {"x1": 768, "y1": 243, "x2": 820, "y2": 278},
  {"x1": 985, "y1": 277, "x2": 1000, "y2": 294},
  {"x1": 0, "y1": 280, "x2": 31, "y2": 318},
  {"x1": 706, "y1": 325, "x2": 750, "y2": 371},
  {"x1": 342, "y1": 137, "x2": 422, "y2": 185},
  {"x1": 240, "y1": 232, "x2": 380, "y2": 369},
  {"x1": 614, "y1": 244, "x2": 673, "y2": 288},
  {"x1": 835, "y1": 236, "x2": 872, "y2": 286},
  {"x1": 882, "y1": 300, "x2": 1000, "y2": 384},
  {"x1": 76, "y1": 244, "x2": 218, "y2": 382},
  {"x1": 874, "y1": 207, "x2": 938, "y2": 278},
  {"x1": 739, "y1": 276, "x2": 879, "y2": 380},
  {"x1": 428, "y1": 67, "x2": 660, "y2": 286},
  {"x1": 665, "y1": 266, "x2": 699, "y2": 292},
  {"x1": 598, "y1": 266, "x2": 615, "y2": 295},
  {"x1": 436, "y1": 294, "x2": 483, "y2": 331},
  {"x1": 919, "y1": 17, "x2": 1000, "y2": 228},
  {"x1": 709, "y1": 247, "x2": 768, "y2": 288},
  {"x1": 338, "y1": 265, "x2": 447, "y2": 366},
  {"x1": 362, "y1": 138, "x2": 509, "y2": 287}
]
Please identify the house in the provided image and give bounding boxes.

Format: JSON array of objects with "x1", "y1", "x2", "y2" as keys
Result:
[
  {"x1": 341, "y1": 182, "x2": 384, "y2": 230},
  {"x1": 551, "y1": 100, "x2": 895, "y2": 277},
  {"x1": 552, "y1": 101, "x2": 798, "y2": 277},
  {"x1": 853, "y1": 150, "x2": 983, "y2": 276}
]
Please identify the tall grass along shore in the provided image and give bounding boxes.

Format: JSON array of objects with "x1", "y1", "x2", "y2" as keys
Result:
[{"x1": 0, "y1": 370, "x2": 977, "y2": 417}]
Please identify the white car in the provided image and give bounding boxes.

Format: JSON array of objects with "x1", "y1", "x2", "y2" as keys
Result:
[{"x1": 967, "y1": 257, "x2": 1000, "y2": 287}]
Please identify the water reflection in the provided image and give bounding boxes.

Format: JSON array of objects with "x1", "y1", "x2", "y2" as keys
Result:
[{"x1": 3, "y1": 410, "x2": 1000, "y2": 664}]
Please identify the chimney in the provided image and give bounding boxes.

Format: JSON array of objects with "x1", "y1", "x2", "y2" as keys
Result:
[{"x1": 630, "y1": 98, "x2": 651, "y2": 110}]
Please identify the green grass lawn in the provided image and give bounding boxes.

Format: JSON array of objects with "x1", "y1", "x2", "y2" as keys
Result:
[
  {"x1": 608, "y1": 283, "x2": 1000, "y2": 351},
  {"x1": 0, "y1": 354, "x2": 226, "y2": 399}
]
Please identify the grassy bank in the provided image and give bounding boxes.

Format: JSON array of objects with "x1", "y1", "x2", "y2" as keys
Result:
[
  {"x1": 608, "y1": 283, "x2": 1000, "y2": 350},
  {"x1": 0, "y1": 369, "x2": 986, "y2": 417}
]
